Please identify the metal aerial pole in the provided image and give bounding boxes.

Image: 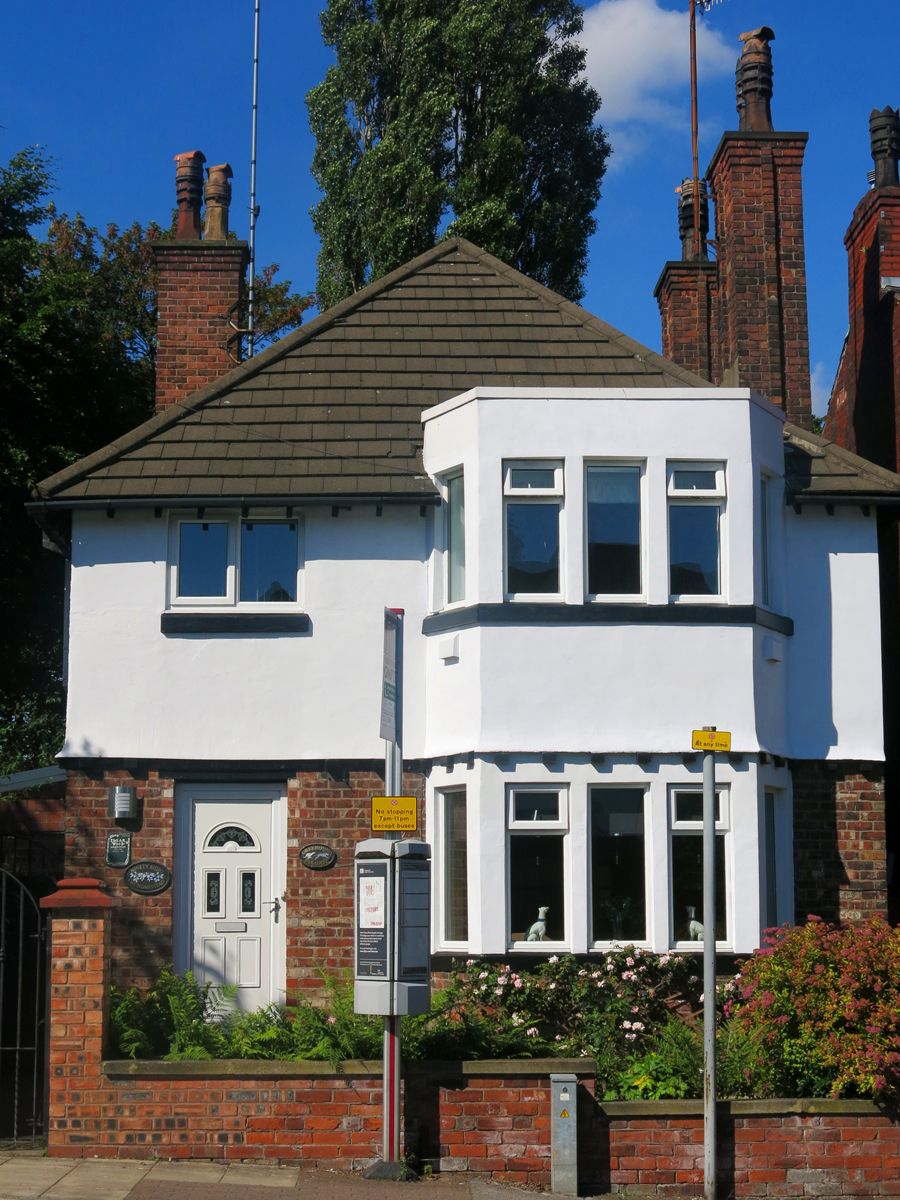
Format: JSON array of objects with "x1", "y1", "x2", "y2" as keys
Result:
[
  {"x1": 248, "y1": 0, "x2": 261, "y2": 358},
  {"x1": 689, "y1": 0, "x2": 702, "y2": 259},
  {"x1": 702, "y1": 726, "x2": 717, "y2": 1200}
]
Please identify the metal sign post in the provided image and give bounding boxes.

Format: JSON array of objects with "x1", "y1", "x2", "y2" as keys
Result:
[{"x1": 691, "y1": 726, "x2": 730, "y2": 1200}]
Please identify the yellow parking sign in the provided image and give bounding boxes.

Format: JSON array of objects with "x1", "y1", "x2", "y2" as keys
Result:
[
  {"x1": 372, "y1": 796, "x2": 417, "y2": 831},
  {"x1": 691, "y1": 729, "x2": 732, "y2": 752}
]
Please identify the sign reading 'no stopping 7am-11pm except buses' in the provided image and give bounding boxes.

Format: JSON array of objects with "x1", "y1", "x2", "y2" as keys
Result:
[
  {"x1": 691, "y1": 729, "x2": 732, "y2": 753},
  {"x1": 371, "y1": 796, "x2": 417, "y2": 831}
]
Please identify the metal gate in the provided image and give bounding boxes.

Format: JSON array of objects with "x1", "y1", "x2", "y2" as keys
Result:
[{"x1": 0, "y1": 869, "x2": 46, "y2": 1143}]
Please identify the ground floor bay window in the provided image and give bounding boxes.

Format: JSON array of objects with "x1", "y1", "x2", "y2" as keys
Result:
[{"x1": 427, "y1": 757, "x2": 791, "y2": 958}]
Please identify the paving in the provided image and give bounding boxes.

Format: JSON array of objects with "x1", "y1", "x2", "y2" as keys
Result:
[{"x1": 0, "y1": 1157, "x2": 540, "y2": 1200}]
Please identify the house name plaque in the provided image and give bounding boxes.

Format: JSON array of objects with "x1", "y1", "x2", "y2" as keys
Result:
[
  {"x1": 299, "y1": 843, "x2": 337, "y2": 871},
  {"x1": 105, "y1": 831, "x2": 131, "y2": 868},
  {"x1": 123, "y1": 861, "x2": 171, "y2": 896}
]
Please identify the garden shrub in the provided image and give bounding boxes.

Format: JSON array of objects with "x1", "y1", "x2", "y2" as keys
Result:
[{"x1": 723, "y1": 916, "x2": 900, "y2": 1099}]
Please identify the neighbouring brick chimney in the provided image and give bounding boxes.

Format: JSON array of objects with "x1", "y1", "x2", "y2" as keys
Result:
[
  {"x1": 824, "y1": 106, "x2": 900, "y2": 468},
  {"x1": 656, "y1": 28, "x2": 812, "y2": 427},
  {"x1": 152, "y1": 152, "x2": 249, "y2": 413},
  {"x1": 654, "y1": 180, "x2": 718, "y2": 381},
  {"x1": 708, "y1": 27, "x2": 812, "y2": 425}
]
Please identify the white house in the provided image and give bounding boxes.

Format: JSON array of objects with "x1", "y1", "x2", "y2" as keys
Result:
[{"x1": 31, "y1": 226, "x2": 899, "y2": 1006}]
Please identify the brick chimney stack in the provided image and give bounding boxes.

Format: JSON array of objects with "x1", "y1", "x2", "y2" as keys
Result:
[
  {"x1": 656, "y1": 28, "x2": 812, "y2": 428},
  {"x1": 152, "y1": 153, "x2": 249, "y2": 413},
  {"x1": 824, "y1": 106, "x2": 900, "y2": 468}
]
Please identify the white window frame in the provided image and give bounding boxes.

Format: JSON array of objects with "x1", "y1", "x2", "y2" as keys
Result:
[
  {"x1": 167, "y1": 511, "x2": 305, "y2": 611},
  {"x1": 503, "y1": 460, "x2": 565, "y2": 602},
  {"x1": 667, "y1": 783, "x2": 732, "y2": 951},
  {"x1": 667, "y1": 461, "x2": 727, "y2": 603},
  {"x1": 588, "y1": 784, "x2": 651, "y2": 950},
  {"x1": 238, "y1": 867, "x2": 262, "y2": 919},
  {"x1": 584, "y1": 459, "x2": 647, "y2": 602},
  {"x1": 438, "y1": 786, "x2": 469, "y2": 950},
  {"x1": 201, "y1": 868, "x2": 226, "y2": 919},
  {"x1": 506, "y1": 783, "x2": 569, "y2": 952},
  {"x1": 759, "y1": 471, "x2": 776, "y2": 609},
  {"x1": 204, "y1": 821, "x2": 262, "y2": 853},
  {"x1": 443, "y1": 470, "x2": 466, "y2": 610}
]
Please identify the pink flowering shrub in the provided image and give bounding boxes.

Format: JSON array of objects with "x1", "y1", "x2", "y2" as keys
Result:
[
  {"x1": 723, "y1": 917, "x2": 900, "y2": 1099},
  {"x1": 402, "y1": 949, "x2": 702, "y2": 1084}
]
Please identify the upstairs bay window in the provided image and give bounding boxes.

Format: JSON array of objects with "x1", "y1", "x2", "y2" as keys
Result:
[
  {"x1": 668, "y1": 463, "x2": 725, "y2": 598},
  {"x1": 446, "y1": 472, "x2": 466, "y2": 604},
  {"x1": 586, "y1": 465, "x2": 642, "y2": 596},
  {"x1": 171, "y1": 515, "x2": 302, "y2": 608},
  {"x1": 504, "y1": 462, "x2": 563, "y2": 598}
]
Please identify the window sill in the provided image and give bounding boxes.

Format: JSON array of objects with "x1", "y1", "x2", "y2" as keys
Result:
[
  {"x1": 161, "y1": 613, "x2": 311, "y2": 635},
  {"x1": 423, "y1": 604, "x2": 793, "y2": 636}
]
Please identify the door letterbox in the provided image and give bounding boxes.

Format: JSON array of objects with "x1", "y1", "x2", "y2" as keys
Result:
[{"x1": 354, "y1": 838, "x2": 431, "y2": 1016}]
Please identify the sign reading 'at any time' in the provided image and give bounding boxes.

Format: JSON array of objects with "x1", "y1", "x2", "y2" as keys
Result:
[
  {"x1": 371, "y1": 795, "x2": 417, "y2": 831},
  {"x1": 691, "y1": 729, "x2": 732, "y2": 753}
]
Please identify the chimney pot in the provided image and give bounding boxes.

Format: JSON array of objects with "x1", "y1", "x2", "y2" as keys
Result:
[
  {"x1": 869, "y1": 106, "x2": 900, "y2": 189},
  {"x1": 678, "y1": 177, "x2": 709, "y2": 261},
  {"x1": 736, "y1": 26, "x2": 775, "y2": 132},
  {"x1": 174, "y1": 150, "x2": 206, "y2": 239},
  {"x1": 204, "y1": 163, "x2": 234, "y2": 240}
]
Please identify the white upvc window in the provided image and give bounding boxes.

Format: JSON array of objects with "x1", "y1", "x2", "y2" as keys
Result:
[
  {"x1": 585, "y1": 461, "x2": 645, "y2": 600},
  {"x1": 439, "y1": 787, "x2": 469, "y2": 947},
  {"x1": 444, "y1": 471, "x2": 466, "y2": 606},
  {"x1": 168, "y1": 512, "x2": 305, "y2": 609},
  {"x1": 668, "y1": 784, "x2": 731, "y2": 949},
  {"x1": 503, "y1": 461, "x2": 564, "y2": 600},
  {"x1": 589, "y1": 785, "x2": 649, "y2": 946},
  {"x1": 760, "y1": 473, "x2": 772, "y2": 607},
  {"x1": 667, "y1": 462, "x2": 726, "y2": 600},
  {"x1": 507, "y1": 784, "x2": 568, "y2": 949}
]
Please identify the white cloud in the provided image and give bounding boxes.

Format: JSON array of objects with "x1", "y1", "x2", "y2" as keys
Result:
[{"x1": 582, "y1": 0, "x2": 734, "y2": 135}]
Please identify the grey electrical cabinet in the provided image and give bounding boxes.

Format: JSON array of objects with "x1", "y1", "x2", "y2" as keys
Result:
[{"x1": 354, "y1": 838, "x2": 431, "y2": 1016}]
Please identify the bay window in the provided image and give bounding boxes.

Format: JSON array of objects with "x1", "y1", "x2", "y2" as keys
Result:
[
  {"x1": 670, "y1": 786, "x2": 729, "y2": 945},
  {"x1": 591, "y1": 787, "x2": 647, "y2": 943},
  {"x1": 504, "y1": 462, "x2": 563, "y2": 598},
  {"x1": 668, "y1": 463, "x2": 726, "y2": 597},
  {"x1": 443, "y1": 789, "x2": 468, "y2": 942},
  {"x1": 586, "y1": 465, "x2": 642, "y2": 596},
  {"x1": 508, "y1": 786, "x2": 567, "y2": 945},
  {"x1": 446, "y1": 472, "x2": 466, "y2": 604}
]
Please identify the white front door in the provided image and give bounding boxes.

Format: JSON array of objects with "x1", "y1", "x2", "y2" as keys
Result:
[{"x1": 177, "y1": 788, "x2": 286, "y2": 1011}]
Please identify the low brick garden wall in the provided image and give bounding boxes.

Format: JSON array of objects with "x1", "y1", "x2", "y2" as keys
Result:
[{"x1": 44, "y1": 888, "x2": 900, "y2": 1194}]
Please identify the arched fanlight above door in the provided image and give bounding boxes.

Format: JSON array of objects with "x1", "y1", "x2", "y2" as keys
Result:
[{"x1": 205, "y1": 824, "x2": 259, "y2": 852}]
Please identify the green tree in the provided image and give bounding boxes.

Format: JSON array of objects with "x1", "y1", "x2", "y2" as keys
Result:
[
  {"x1": 308, "y1": 0, "x2": 610, "y2": 309},
  {"x1": 0, "y1": 149, "x2": 313, "y2": 773}
]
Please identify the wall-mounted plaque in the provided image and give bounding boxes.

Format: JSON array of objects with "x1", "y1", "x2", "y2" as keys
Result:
[
  {"x1": 299, "y1": 843, "x2": 337, "y2": 871},
  {"x1": 124, "y1": 861, "x2": 171, "y2": 896},
  {"x1": 105, "y1": 831, "x2": 131, "y2": 868}
]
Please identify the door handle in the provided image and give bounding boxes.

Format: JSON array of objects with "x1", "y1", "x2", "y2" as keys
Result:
[{"x1": 267, "y1": 897, "x2": 281, "y2": 922}]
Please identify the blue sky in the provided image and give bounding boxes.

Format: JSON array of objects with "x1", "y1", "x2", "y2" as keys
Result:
[{"x1": 2, "y1": 1, "x2": 897, "y2": 415}]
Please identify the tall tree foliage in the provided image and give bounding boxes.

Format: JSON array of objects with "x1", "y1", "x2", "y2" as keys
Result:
[
  {"x1": 0, "y1": 150, "x2": 312, "y2": 773},
  {"x1": 308, "y1": 0, "x2": 610, "y2": 309}
]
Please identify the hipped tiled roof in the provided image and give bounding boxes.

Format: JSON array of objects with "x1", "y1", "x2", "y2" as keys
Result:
[
  {"x1": 34, "y1": 238, "x2": 706, "y2": 505},
  {"x1": 783, "y1": 425, "x2": 900, "y2": 503}
]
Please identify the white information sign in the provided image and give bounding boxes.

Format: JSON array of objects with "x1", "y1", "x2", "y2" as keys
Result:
[
  {"x1": 379, "y1": 609, "x2": 400, "y2": 742},
  {"x1": 359, "y1": 876, "x2": 385, "y2": 929}
]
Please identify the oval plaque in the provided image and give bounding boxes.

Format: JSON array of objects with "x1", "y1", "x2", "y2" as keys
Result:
[
  {"x1": 124, "y1": 861, "x2": 171, "y2": 896},
  {"x1": 299, "y1": 843, "x2": 337, "y2": 871}
]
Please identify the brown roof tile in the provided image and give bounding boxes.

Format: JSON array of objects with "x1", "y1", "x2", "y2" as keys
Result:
[{"x1": 34, "y1": 238, "x2": 707, "y2": 505}]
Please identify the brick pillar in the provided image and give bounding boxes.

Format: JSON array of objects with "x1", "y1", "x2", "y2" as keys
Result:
[
  {"x1": 791, "y1": 763, "x2": 887, "y2": 924},
  {"x1": 41, "y1": 878, "x2": 112, "y2": 1157},
  {"x1": 708, "y1": 130, "x2": 812, "y2": 425},
  {"x1": 654, "y1": 260, "x2": 719, "y2": 382},
  {"x1": 152, "y1": 240, "x2": 249, "y2": 412}
]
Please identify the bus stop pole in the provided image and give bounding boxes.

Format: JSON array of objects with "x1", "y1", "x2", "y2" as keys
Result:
[
  {"x1": 702, "y1": 726, "x2": 717, "y2": 1200},
  {"x1": 383, "y1": 611, "x2": 403, "y2": 1165}
]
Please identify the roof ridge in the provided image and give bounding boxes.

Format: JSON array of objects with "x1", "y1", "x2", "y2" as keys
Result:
[{"x1": 784, "y1": 422, "x2": 900, "y2": 491}]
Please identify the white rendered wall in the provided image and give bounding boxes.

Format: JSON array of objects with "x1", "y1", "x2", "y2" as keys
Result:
[{"x1": 64, "y1": 505, "x2": 431, "y2": 761}]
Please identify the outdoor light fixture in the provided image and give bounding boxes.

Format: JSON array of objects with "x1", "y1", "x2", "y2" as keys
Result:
[{"x1": 108, "y1": 786, "x2": 138, "y2": 822}]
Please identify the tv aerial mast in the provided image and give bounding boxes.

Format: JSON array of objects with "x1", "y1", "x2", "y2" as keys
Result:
[{"x1": 248, "y1": 0, "x2": 261, "y2": 357}]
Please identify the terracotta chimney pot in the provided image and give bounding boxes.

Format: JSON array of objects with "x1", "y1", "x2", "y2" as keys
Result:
[
  {"x1": 174, "y1": 150, "x2": 206, "y2": 239},
  {"x1": 204, "y1": 163, "x2": 234, "y2": 240},
  {"x1": 737, "y1": 27, "x2": 775, "y2": 132}
]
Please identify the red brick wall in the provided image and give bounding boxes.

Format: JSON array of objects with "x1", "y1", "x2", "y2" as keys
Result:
[
  {"x1": 791, "y1": 761, "x2": 887, "y2": 924},
  {"x1": 708, "y1": 132, "x2": 812, "y2": 427},
  {"x1": 287, "y1": 769, "x2": 425, "y2": 999},
  {"x1": 152, "y1": 242, "x2": 248, "y2": 413},
  {"x1": 64, "y1": 767, "x2": 425, "y2": 996},
  {"x1": 47, "y1": 914, "x2": 110, "y2": 1157},
  {"x1": 654, "y1": 261, "x2": 719, "y2": 383}
]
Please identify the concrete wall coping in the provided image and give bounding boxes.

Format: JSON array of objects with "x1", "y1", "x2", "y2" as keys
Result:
[
  {"x1": 102, "y1": 1057, "x2": 596, "y2": 1081},
  {"x1": 600, "y1": 1098, "x2": 898, "y2": 1117}
]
